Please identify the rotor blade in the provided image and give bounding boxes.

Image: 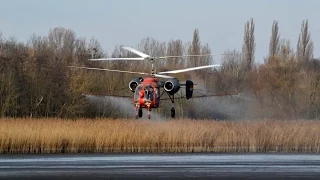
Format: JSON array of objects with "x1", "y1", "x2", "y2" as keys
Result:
[
  {"x1": 122, "y1": 46, "x2": 150, "y2": 58},
  {"x1": 158, "y1": 54, "x2": 229, "y2": 59},
  {"x1": 158, "y1": 64, "x2": 221, "y2": 74},
  {"x1": 88, "y1": 57, "x2": 145, "y2": 61},
  {"x1": 67, "y1": 66, "x2": 149, "y2": 75},
  {"x1": 153, "y1": 74, "x2": 175, "y2": 79}
]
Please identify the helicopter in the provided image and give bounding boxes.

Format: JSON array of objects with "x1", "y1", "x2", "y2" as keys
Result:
[{"x1": 68, "y1": 46, "x2": 238, "y2": 119}]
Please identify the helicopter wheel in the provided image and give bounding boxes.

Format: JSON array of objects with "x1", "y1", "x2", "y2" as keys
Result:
[
  {"x1": 171, "y1": 107, "x2": 175, "y2": 118},
  {"x1": 138, "y1": 108, "x2": 142, "y2": 118}
]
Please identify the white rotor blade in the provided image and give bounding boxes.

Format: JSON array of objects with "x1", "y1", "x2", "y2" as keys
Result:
[
  {"x1": 158, "y1": 64, "x2": 221, "y2": 74},
  {"x1": 88, "y1": 57, "x2": 145, "y2": 61},
  {"x1": 67, "y1": 66, "x2": 149, "y2": 75},
  {"x1": 158, "y1": 54, "x2": 228, "y2": 59},
  {"x1": 122, "y1": 46, "x2": 150, "y2": 58},
  {"x1": 153, "y1": 74, "x2": 175, "y2": 79}
]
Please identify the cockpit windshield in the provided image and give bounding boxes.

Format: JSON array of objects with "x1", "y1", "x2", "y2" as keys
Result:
[
  {"x1": 134, "y1": 84, "x2": 143, "y2": 101},
  {"x1": 133, "y1": 84, "x2": 159, "y2": 101},
  {"x1": 133, "y1": 84, "x2": 156, "y2": 102},
  {"x1": 144, "y1": 84, "x2": 154, "y2": 101}
]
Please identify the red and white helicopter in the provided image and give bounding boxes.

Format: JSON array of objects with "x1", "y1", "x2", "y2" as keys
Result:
[{"x1": 68, "y1": 46, "x2": 237, "y2": 119}]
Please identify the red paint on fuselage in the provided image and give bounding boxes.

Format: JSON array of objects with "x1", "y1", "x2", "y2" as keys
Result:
[{"x1": 133, "y1": 77, "x2": 160, "y2": 109}]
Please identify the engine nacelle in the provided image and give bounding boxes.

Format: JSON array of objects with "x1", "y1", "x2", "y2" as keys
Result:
[
  {"x1": 164, "y1": 78, "x2": 180, "y2": 95},
  {"x1": 129, "y1": 77, "x2": 143, "y2": 92},
  {"x1": 185, "y1": 80, "x2": 194, "y2": 99}
]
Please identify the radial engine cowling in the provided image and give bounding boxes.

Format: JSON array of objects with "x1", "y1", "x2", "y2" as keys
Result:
[
  {"x1": 129, "y1": 77, "x2": 143, "y2": 92},
  {"x1": 164, "y1": 78, "x2": 180, "y2": 95}
]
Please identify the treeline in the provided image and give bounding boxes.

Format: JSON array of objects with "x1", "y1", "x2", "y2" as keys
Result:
[{"x1": 0, "y1": 18, "x2": 319, "y2": 119}]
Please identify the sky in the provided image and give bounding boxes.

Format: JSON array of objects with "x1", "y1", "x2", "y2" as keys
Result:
[{"x1": 0, "y1": 0, "x2": 319, "y2": 63}]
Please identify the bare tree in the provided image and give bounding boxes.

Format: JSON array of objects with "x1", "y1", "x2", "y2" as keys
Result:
[
  {"x1": 279, "y1": 39, "x2": 295, "y2": 63},
  {"x1": 218, "y1": 49, "x2": 244, "y2": 91},
  {"x1": 88, "y1": 36, "x2": 105, "y2": 58},
  {"x1": 199, "y1": 43, "x2": 212, "y2": 76},
  {"x1": 188, "y1": 28, "x2": 201, "y2": 69},
  {"x1": 268, "y1": 20, "x2": 280, "y2": 64},
  {"x1": 296, "y1": 19, "x2": 314, "y2": 62},
  {"x1": 0, "y1": 37, "x2": 29, "y2": 117},
  {"x1": 137, "y1": 37, "x2": 166, "y2": 57},
  {"x1": 166, "y1": 39, "x2": 184, "y2": 69},
  {"x1": 242, "y1": 18, "x2": 255, "y2": 71},
  {"x1": 73, "y1": 37, "x2": 88, "y2": 65},
  {"x1": 200, "y1": 43, "x2": 212, "y2": 65},
  {"x1": 0, "y1": 70, "x2": 19, "y2": 117}
]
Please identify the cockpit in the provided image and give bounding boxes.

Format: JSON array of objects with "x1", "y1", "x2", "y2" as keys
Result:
[
  {"x1": 133, "y1": 84, "x2": 157, "y2": 102},
  {"x1": 144, "y1": 84, "x2": 154, "y2": 101}
]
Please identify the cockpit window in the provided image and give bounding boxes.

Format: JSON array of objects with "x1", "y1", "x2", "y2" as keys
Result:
[
  {"x1": 134, "y1": 84, "x2": 143, "y2": 101},
  {"x1": 144, "y1": 84, "x2": 154, "y2": 101},
  {"x1": 134, "y1": 84, "x2": 158, "y2": 102}
]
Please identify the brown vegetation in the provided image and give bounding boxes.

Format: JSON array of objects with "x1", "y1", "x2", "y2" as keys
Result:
[{"x1": 1, "y1": 118, "x2": 320, "y2": 154}]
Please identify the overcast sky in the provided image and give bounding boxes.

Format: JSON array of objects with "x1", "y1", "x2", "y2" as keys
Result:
[{"x1": 0, "y1": 0, "x2": 319, "y2": 63}]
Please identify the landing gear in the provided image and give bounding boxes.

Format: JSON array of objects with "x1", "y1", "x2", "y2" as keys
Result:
[
  {"x1": 138, "y1": 108, "x2": 142, "y2": 118},
  {"x1": 135, "y1": 103, "x2": 152, "y2": 119},
  {"x1": 171, "y1": 107, "x2": 175, "y2": 118},
  {"x1": 168, "y1": 94, "x2": 176, "y2": 118},
  {"x1": 135, "y1": 104, "x2": 142, "y2": 119},
  {"x1": 146, "y1": 103, "x2": 151, "y2": 119}
]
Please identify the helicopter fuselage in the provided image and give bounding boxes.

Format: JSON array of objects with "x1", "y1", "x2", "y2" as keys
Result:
[{"x1": 133, "y1": 77, "x2": 160, "y2": 109}]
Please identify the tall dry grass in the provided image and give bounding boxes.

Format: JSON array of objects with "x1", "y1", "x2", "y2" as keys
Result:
[{"x1": 0, "y1": 118, "x2": 320, "y2": 154}]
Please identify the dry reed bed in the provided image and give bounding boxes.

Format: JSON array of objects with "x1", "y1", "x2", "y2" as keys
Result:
[{"x1": 0, "y1": 118, "x2": 319, "y2": 154}]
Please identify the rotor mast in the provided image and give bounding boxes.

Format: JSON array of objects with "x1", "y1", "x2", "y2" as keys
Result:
[{"x1": 149, "y1": 57, "x2": 156, "y2": 77}]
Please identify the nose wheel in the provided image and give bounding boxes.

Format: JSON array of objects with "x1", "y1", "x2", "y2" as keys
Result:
[{"x1": 138, "y1": 108, "x2": 142, "y2": 118}]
